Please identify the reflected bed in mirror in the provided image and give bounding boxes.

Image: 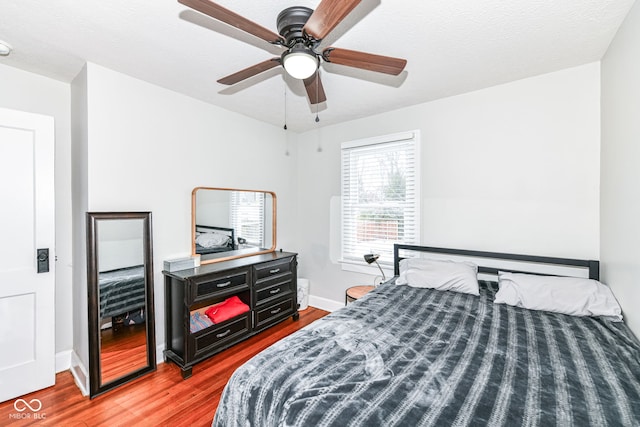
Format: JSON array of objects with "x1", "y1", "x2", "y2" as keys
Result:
[
  {"x1": 192, "y1": 187, "x2": 276, "y2": 264},
  {"x1": 86, "y1": 212, "x2": 156, "y2": 398}
]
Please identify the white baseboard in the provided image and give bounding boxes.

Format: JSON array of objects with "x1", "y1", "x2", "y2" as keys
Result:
[
  {"x1": 69, "y1": 351, "x2": 89, "y2": 396},
  {"x1": 308, "y1": 295, "x2": 344, "y2": 312},
  {"x1": 65, "y1": 346, "x2": 162, "y2": 396},
  {"x1": 55, "y1": 350, "x2": 72, "y2": 373},
  {"x1": 157, "y1": 344, "x2": 165, "y2": 364}
]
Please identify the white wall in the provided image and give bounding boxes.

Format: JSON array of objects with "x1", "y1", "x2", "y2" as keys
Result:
[
  {"x1": 98, "y1": 219, "x2": 144, "y2": 272},
  {"x1": 0, "y1": 63, "x2": 74, "y2": 364},
  {"x1": 295, "y1": 63, "x2": 601, "y2": 305},
  {"x1": 601, "y1": 0, "x2": 640, "y2": 337},
  {"x1": 70, "y1": 65, "x2": 89, "y2": 389},
  {"x1": 71, "y1": 63, "x2": 297, "y2": 376}
]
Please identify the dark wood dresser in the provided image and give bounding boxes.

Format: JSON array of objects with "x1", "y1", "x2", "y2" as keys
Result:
[{"x1": 163, "y1": 251, "x2": 298, "y2": 378}]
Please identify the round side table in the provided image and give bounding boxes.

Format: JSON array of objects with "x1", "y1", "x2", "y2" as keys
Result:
[{"x1": 345, "y1": 285, "x2": 375, "y2": 305}]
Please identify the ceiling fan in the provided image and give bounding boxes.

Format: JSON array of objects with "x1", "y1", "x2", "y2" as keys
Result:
[{"x1": 178, "y1": 0, "x2": 407, "y2": 105}]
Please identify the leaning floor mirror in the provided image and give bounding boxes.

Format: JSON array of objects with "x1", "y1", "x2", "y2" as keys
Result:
[{"x1": 86, "y1": 211, "x2": 156, "y2": 398}]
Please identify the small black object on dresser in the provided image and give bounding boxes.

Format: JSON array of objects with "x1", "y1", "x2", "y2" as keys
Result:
[{"x1": 163, "y1": 251, "x2": 298, "y2": 379}]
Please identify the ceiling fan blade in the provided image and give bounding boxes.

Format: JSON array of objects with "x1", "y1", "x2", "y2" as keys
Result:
[
  {"x1": 322, "y1": 47, "x2": 407, "y2": 75},
  {"x1": 178, "y1": 0, "x2": 283, "y2": 44},
  {"x1": 217, "y1": 58, "x2": 281, "y2": 85},
  {"x1": 303, "y1": 73, "x2": 327, "y2": 105},
  {"x1": 303, "y1": 0, "x2": 361, "y2": 41}
]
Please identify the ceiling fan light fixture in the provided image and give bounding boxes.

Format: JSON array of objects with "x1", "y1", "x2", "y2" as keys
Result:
[
  {"x1": 0, "y1": 40, "x2": 13, "y2": 56},
  {"x1": 282, "y1": 44, "x2": 318, "y2": 80}
]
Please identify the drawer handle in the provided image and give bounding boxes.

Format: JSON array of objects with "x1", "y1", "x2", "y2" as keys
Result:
[
  {"x1": 269, "y1": 288, "x2": 281, "y2": 294},
  {"x1": 216, "y1": 329, "x2": 231, "y2": 338},
  {"x1": 270, "y1": 307, "x2": 282, "y2": 315},
  {"x1": 269, "y1": 268, "x2": 280, "y2": 274},
  {"x1": 216, "y1": 281, "x2": 232, "y2": 288}
]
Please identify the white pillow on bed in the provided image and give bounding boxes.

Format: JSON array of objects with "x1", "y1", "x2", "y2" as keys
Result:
[
  {"x1": 495, "y1": 272, "x2": 623, "y2": 321},
  {"x1": 395, "y1": 258, "x2": 480, "y2": 296},
  {"x1": 196, "y1": 232, "x2": 230, "y2": 248}
]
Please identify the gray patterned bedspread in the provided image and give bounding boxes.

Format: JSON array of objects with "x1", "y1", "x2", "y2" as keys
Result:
[
  {"x1": 213, "y1": 280, "x2": 640, "y2": 426},
  {"x1": 98, "y1": 265, "x2": 145, "y2": 318}
]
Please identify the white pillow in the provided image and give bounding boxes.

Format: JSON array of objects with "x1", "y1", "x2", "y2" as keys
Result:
[
  {"x1": 495, "y1": 272, "x2": 623, "y2": 321},
  {"x1": 395, "y1": 258, "x2": 480, "y2": 296},
  {"x1": 196, "y1": 232, "x2": 230, "y2": 248}
]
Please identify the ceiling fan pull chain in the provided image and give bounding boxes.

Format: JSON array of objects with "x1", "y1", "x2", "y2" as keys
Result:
[
  {"x1": 283, "y1": 77, "x2": 288, "y2": 130},
  {"x1": 315, "y1": 69, "x2": 320, "y2": 123},
  {"x1": 283, "y1": 77, "x2": 290, "y2": 156},
  {"x1": 315, "y1": 68, "x2": 322, "y2": 153}
]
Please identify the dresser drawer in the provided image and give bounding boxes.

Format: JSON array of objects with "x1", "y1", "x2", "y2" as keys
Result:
[
  {"x1": 255, "y1": 277, "x2": 294, "y2": 306},
  {"x1": 189, "y1": 269, "x2": 249, "y2": 304},
  {"x1": 191, "y1": 312, "x2": 250, "y2": 358},
  {"x1": 254, "y1": 297, "x2": 294, "y2": 330},
  {"x1": 254, "y1": 258, "x2": 293, "y2": 281}
]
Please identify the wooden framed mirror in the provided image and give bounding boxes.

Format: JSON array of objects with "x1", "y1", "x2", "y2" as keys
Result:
[
  {"x1": 192, "y1": 187, "x2": 277, "y2": 265},
  {"x1": 86, "y1": 211, "x2": 156, "y2": 398}
]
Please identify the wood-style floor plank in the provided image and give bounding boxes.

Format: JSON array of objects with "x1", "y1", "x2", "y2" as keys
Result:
[
  {"x1": 0, "y1": 307, "x2": 328, "y2": 426},
  {"x1": 100, "y1": 323, "x2": 148, "y2": 383}
]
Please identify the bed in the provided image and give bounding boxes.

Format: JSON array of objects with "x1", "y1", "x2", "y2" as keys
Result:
[
  {"x1": 195, "y1": 225, "x2": 236, "y2": 255},
  {"x1": 213, "y1": 244, "x2": 640, "y2": 426},
  {"x1": 98, "y1": 265, "x2": 146, "y2": 319}
]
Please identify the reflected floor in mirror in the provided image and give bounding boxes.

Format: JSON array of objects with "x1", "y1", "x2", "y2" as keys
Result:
[{"x1": 100, "y1": 323, "x2": 148, "y2": 384}]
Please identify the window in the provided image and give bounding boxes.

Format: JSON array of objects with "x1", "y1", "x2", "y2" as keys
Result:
[
  {"x1": 341, "y1": 131, "x2": 420, "y2": 265},
  {"x1": 230, "y1": 191, "x2": 265, "y2": 247}
]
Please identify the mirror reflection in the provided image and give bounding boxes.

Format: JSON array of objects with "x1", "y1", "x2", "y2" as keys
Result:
[
  {"x1": 97, "y1": 219, "x2": 148, "y2": 383},
  {"x1": 192, "y1": 187, "x2": 276, "y2": 264},
  {"x1": 87, "y1": 212, "x2": 156, "y2": 398}
]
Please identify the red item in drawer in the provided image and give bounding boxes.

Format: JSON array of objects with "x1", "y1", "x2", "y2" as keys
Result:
[{"x1": 205, "y1": 295, "x2": 250, "y2": 324}]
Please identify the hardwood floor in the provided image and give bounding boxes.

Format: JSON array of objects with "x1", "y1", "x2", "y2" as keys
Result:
[
  {"x1": 100, "y1": 323, "x2": 148, "y2": 383},
  {"x1": 0, "y1": 307, "x2": 328, "y2": 427}
]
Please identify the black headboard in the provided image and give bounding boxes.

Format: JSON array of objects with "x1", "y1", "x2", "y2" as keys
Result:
[{"x1": 393, "y1": 244, "x2": 599, "y2": 280}]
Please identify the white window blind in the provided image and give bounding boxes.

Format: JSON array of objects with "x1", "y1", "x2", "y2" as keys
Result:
[
  {"x1": 230, "y1": 191, "x2": 265, "y2": 247},
  {"x1": 341, "y1": 131, "x2": 420, "y2": 265}
]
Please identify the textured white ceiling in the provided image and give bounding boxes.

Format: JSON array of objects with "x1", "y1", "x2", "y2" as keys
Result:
[{"x1": 0, "y1": 0, "x2": 635, "y2": 131}]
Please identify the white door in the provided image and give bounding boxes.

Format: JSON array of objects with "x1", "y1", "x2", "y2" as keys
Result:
[{"x1": 0, "y1": 107, "x2": 55, "y2": 402}]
